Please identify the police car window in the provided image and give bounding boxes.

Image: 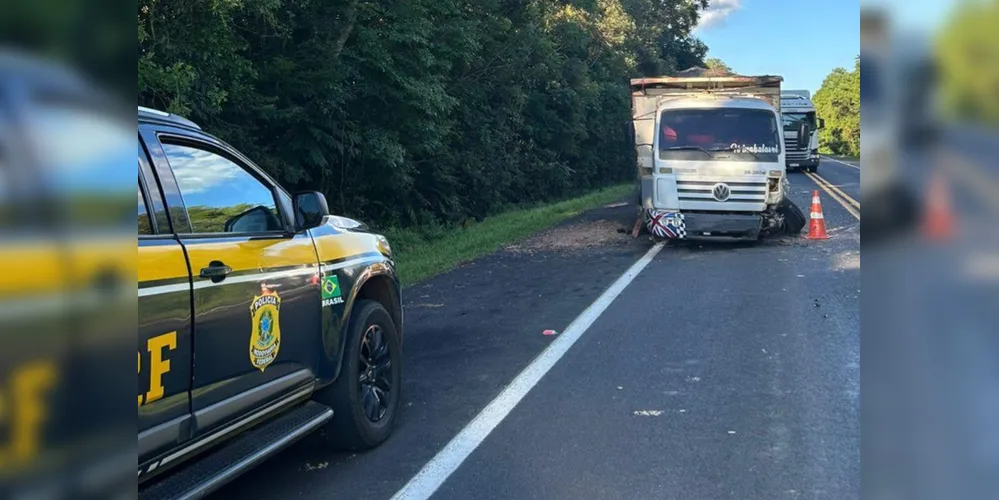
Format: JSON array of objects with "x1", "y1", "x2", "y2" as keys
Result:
[
  {"x1": 162, "y1": 143, "x2": 283, "y2": 234},
  {"x1": 139, "y1": 183, "x2": 152, "y2": 235},
  {"x1": 24, "y1": 99, "x2": 133, "y2": 230}
]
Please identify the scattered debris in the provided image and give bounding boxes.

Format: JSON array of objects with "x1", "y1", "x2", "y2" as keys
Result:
[
  {"x1": 633, "y1": 410, "x2": 664, "y2": 417},
  {"x1": 727, "y1": 430, "x2": 737, "y2": 435},
  {"x1": 762, "y1": 348, "x2": 768, "y2": 354},
  {"x1": 303, "y1": 461, "x2": 329, "y2": 472},
  {"x1": 686, "y1": 376, "x2": 701, "y2": 382},
  {"x1": 543, "y1": 329, "x2": 559, "y2": 336},
  {"x1": 506, "y1": 219, "x2": 632, "y2": 254},
  {"x1": 604, "y1": 201, "x2": 629, "y2": 209},
  {"x1": 797, "y1": 274, "x2": 805, "y2": 278},
  {"x1": 412, "y1": 303, "x2": 444, "y2": 308},
  {"x1": 617, "y1": 386, "x2": 624, "y2": 390},
  {"x1": 678, "y1": 409, "x2": 687, "y2": 413}
]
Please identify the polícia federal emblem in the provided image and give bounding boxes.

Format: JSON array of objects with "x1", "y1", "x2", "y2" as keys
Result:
[{"x1": 249, "y1": 290, "x2": 281, "y2": 371}]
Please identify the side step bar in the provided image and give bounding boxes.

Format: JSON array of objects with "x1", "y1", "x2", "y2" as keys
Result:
[{"x1": 139, "y1": 401, "x2": 333, "y2": 500}]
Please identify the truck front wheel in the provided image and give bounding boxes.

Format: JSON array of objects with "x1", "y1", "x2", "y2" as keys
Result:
[{"x1": 315, "y1": 300, "x2": 402, "y2": 450}]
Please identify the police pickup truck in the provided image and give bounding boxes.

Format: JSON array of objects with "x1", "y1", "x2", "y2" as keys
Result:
[{"x1": 139, "y1": 107, "x2": 403, "y2": 499}]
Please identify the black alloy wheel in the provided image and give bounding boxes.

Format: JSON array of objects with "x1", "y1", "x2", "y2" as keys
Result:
[{"x1": 358, "y1": 324, "x2": 392, "y2": 423}]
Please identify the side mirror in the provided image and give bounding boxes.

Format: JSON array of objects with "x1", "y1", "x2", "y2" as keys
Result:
[
  {"x1": 817, "y1": 117, "x2": 826, "y2": 130},
  {"x1": 293, "y1": 191, "x2": 330, "y2": 231},
  {"x1": 797, "y1": 121, "x2": 810, "y2": 149}
]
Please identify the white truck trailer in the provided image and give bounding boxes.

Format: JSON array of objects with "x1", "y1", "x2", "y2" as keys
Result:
[
  {"x1": 780, "y1": 90, "x2": 824, "y2": 172},
  {"x1": 631, "y1": 70, "x2": 806, "y2": 241}
]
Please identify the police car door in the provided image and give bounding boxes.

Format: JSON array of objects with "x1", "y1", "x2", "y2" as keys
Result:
[
  {"x1": 139, "y1": 146, "x2": 194, "y2": 472},
  {"x1": 146, "y1": 131, "x2": 323, "y2": 438}
]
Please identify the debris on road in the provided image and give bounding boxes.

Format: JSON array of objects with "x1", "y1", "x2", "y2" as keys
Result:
[
  {"x1": 506, "y1": 219, "x2": 632, "y2": 254},
  {"x1": 303, "y1": 461, "x2": 329, "y2": 472},
  {"x1": 543, "y1": 329, "x2": 559, "y2": 336},
  {"x1": 633, "y1": 410, "x2": 664, "y2": 417}
]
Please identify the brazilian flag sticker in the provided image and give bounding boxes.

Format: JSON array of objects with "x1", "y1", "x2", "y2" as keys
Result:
[{"x1": 321, "y1": 276, "x2": 342, "y2": 300}]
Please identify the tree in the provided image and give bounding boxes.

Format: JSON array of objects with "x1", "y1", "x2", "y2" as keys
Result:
[
  {"x1": 138, "y1": 0, "x2": 711, "y2": 228},
  {"x1": 936, "y1": 1, "x2": 999, "y2": 124},
  {"x1": 813, "y1": 57, "x2": 860, "y2": 157},
  {"x1": 703, "y1": 57, "x2": 733, "y2": 75}
]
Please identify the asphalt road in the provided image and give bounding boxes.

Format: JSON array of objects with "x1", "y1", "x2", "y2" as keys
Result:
[{"x1": 211, "y1": 159, "x2": 861, "y2": 500}]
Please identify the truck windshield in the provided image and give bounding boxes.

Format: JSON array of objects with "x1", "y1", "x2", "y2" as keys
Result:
[
  {"x1": 782, "y1": 112, "x2": 816, "y2": 130},
  {"x1": 860, "y1": 57, "x2": 879, "y2": 105},
  {"x1": 658, "y1": 108, "x2": 780, "y2": 162}
]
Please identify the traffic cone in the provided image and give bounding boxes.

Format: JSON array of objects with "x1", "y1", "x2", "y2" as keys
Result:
[
  {"x1": 807, "y1": 190, "x2": 829, "y2": 240},
  {"x1": 921, "y1": 170, "x2": 955, "y2": 241}
]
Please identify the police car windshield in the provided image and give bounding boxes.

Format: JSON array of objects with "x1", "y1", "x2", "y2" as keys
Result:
[{"x1": 658, "y1": 108, "x2": 780, "y2": 163}]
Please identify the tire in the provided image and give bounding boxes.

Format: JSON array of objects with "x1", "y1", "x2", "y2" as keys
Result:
[
  {"x1": 315, "y1": 300, "x2": 402, "y2": 450},
  {"x1": 807, "y1": 165, "x2": 818, "y2": 173},
  {"x1": 778, "y1": 197, "x2": 807, "y2": 235}
]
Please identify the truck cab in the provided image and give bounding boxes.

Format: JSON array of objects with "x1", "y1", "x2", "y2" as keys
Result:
[
  {"x1": 632, "y1": 72, "x2": 805, "y2": 241},
  {"x1": 780, "y1": 90, "x2": 824, "y2": 172}
]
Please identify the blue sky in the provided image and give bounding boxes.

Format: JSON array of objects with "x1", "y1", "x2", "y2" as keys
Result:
[{"x1": 694, "y1": 0, "x2": 956, "y2": 95}]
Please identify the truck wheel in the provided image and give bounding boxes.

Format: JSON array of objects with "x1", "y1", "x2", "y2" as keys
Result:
[
  {"x1": 807, "y1": 165, "x2": 818, "y2": 173},
  {"x1": 316, "y1": 300, "x2": 402, "y2": 450}
]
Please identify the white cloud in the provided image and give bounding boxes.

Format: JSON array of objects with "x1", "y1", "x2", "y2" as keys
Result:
[{"x1": 697, "y1": 0, "x2": 742, "y2": 30}]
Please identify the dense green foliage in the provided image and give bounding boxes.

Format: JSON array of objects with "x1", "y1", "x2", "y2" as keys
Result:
[
  {"x1": 702, "y1": 57, "x2": 733, "y2": 76},
  {"x1": 813, "y1": 57, "x2": 860, "y2": 157},
  {"x1": 936, "y1": 0, "x2": 999, "y2": 124},
  {"x1": 138, "y1": 0, "x2": 710, "y2": 228}
]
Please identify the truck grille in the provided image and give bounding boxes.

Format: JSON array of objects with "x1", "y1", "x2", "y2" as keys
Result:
[
  {"x1": 783, "y1": 137, "x2": 809, "y2": 161},
  {"x1": 676, "y1": 180, "x2": 768, "y2": 203}
]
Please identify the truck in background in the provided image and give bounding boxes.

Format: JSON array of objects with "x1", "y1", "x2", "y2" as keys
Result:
[
  {"x1": 630, "y1": 68, "x2": 806, "y2": 242},
  {"x1": 780, "y1": 90, "x2": 825, "y2": 172},
  {"x1": 860, "y1": 8, "x2": 922, "y2": 240}
]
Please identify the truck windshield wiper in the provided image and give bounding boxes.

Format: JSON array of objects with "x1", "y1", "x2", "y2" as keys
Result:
[
  {"x1": 710, "y1": 146, "x2": 759, "y2": 160},
  {"x1": 663, "y1": 145, "x2": 712, "y2": 158}
]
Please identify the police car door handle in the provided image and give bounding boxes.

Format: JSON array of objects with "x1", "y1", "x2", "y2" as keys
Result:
[{"x1": 200, "y1": 261, "x2": 233, "y2": 283}]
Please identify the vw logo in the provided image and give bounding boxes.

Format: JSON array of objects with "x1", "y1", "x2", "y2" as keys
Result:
[{"x1": 712, "y1": 183, "x2": 731, "y2": 202}]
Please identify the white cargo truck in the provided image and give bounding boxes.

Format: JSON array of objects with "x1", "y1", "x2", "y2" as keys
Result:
[
  {"x1": 780, "y1": 90, "x2": 825, "y2": 172},
  {"x1": 861, "y1": 9, "x2": 922, "y2": 239},
  {"x1": 630, "y1": 70, "x2": 806, "y2": 241}
]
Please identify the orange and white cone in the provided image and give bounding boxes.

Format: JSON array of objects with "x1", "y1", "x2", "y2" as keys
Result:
[
  {"x1": 921, "y1": 170, "x2": 955, "y2": 241},
  {"x1": 807, "y1": 190, "x2": 829, "y2": 240}
]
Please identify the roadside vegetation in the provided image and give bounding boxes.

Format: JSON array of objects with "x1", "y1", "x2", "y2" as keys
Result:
[
  {"x1": 936, "y1": 1, "x2": 999, "y2": 126},
  {"x1": 384, "y1": 184, "x2": 631, "y2": 286},
  {"x1": 138, "y1": 0, "x2": 711, "y2": 232},
  {"x1": 813, "y1": 58, "x2": 861, "y2": 158}
]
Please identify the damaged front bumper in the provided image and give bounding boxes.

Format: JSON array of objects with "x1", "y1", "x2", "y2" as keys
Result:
[{"x1": 646, "y1": 203, "x2": 800, "y2": 241}]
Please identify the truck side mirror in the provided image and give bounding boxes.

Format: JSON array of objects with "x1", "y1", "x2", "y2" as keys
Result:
[
  {"x1": 293, "y1": 191, "x2": 330, "y2": 231},
  {"x1": 797, "y1": 122, "x2": 810, "y2": 149},
  {"x1": 817, "y1": 117, "x2": 826, "y2": 130}
]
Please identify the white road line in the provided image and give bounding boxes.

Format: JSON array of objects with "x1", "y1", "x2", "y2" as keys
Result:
[
  {"x1": 821, "y1": 156, "x2": 860, "y2": 170},
  {"x1": 390, "y1": 242, "x2": 666, "y2": 500}
]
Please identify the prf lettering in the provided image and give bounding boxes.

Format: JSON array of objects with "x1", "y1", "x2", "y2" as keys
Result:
[
  {"x1": 139, "y1": 331, "x2": 177, "y2": 407},
  {"x1": 0, "y1": 361, "x2": 56, "y2": 467}
]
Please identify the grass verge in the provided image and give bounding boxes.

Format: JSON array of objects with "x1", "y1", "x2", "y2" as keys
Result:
[
  {"x1": 823, "y1": 154, "x2": 859, "y2": 162},
  {"x1": 384, "y1": 184, "x2": 632, "y2": 286}
]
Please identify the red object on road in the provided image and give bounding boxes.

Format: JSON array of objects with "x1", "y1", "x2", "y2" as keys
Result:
[
  {"x1": 807, "y1": 190, "x2": 829, "y2": 240},
  {"x1": 542, "y1": 329, "x2": 558, "y2": 336},
  {"x1": 921, "y1": 170, "x2": 955, "y2": 241}
]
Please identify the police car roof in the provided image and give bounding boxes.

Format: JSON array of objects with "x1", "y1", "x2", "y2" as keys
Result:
[{"x1": 138, "y1": 106, "x2": 202, "y2": 131}]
